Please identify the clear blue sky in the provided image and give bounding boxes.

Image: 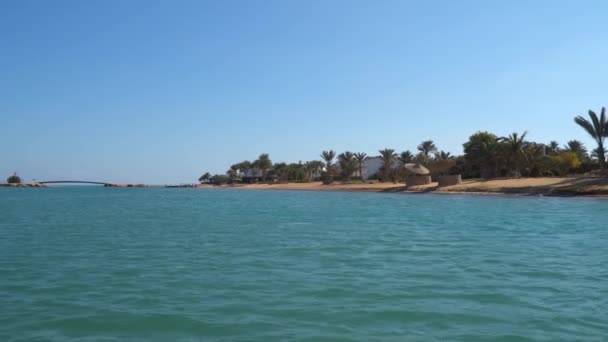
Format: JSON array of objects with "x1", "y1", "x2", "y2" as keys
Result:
[{"x1": 2, "y1": 0, "x2": 608, "y2": 184}]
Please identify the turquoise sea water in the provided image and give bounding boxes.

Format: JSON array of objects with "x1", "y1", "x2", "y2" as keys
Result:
[{"x1": 1, "y1": 187, "x2": 607, "y2": 341}]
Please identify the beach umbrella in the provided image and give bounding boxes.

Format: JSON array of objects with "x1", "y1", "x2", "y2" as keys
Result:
[{"x1": 404, "y1": 163, "x2": 430, "y2": 175}]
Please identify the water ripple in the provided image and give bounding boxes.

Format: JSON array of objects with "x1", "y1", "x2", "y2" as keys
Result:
[{"x1": 1, "y1": 188, "x2": 607, "y2": 341}]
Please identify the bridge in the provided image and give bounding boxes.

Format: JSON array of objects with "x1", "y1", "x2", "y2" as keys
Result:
[{"x1": 39, "y1": 180, "x2": 112, "y2": 186}]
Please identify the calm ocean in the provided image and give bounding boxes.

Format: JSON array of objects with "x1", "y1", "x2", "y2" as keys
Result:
[{"x1": 1, "y1": 187, "x2": 606, "y2": 341}]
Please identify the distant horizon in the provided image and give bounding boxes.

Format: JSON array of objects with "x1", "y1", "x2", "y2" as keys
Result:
[{"x1": 3, "y1": 1, "x2": 608, "y2": 184}]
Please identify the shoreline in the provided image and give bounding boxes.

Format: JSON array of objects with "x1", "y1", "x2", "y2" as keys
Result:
[
  {"x1": 208, "y1": 177, "x2": 608, "y2": 198},
  {"x1": 3, "y1": 177, "x2": 607, "y2": 198}
]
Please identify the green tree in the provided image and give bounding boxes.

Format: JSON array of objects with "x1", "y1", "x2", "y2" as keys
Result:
[
  {"x1": 304, "y1": 160, "x2": 324, "y2": 181},
  {"x1": 574, "y1": 107, "x2": 608, "y2": 173},
  {"x1": 354, "y1": 152, "x2": 367, "y2": 181},
  {"x1": 198, "y1": 172, "x2": 211, "y2": 183},
  {"x1": 417, "y1": 140, "x2": 437, "y2": 165},
  {"x1": 338, "y1": 151, "x2": 357, "y2": 181},
  {"x1": 255, "y1": 154, "x2": 273, "y2": 181},
  {"x1": 379, "y1": 148, "x2": 397, "y2": 182},
  {"x1": 320, "y1": 150, "x2": 336, "y2": 184},
  {"x1": 396, "y1": 151, "x2": 414, "y2": 180},
  {"x1": 564, "y1": 140, "x2": 588, "y2": 162},
  {"x1": 434, "y1": 150, "x2": 453, "y2": 160},
  {"x1": 209, "y1": 174, "x2": 230, "y2": 185},
  {"x1": 591, "y1": 146, "x2": 608, "y2": 163},
  {"x1": 272, "y1": 162, "x2": 288, "y2": 182},
  {"x1": 6, "y1": 172, "x2": 22, "y2": 184},
  {"x1": 463, "y1": 131, "x2": 499, "y2": 178},
  {"x1": 547, "y1": 141, "x2": 560, "y2": 155},
  {"x1": 399, "y1": 150, "x2": 414, "y2": 164},
  {"x1": 550, "y1": 152, "x2": 582, "y2": 176},
  {"x1": 499, "y1": 131, "x2": 528, "y2": 177}
]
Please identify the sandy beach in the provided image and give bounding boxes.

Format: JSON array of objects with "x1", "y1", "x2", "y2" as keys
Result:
[{"x1": 212, "y1": 177, "x2": 608, "y2": 197}]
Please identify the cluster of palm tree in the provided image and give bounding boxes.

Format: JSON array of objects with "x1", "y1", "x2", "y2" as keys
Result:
[
  {"x1": 218, "y1": 153, "x2": 328, "y2": 184},
  {"x1": 575, "y1": 107, "x2": 608, "y2": 172},
  {"x1": 200, "y1": 107, "x2": 608, "y2": 184},
  {"x1": 373, "y1": 142, "x2": 456, "y2": 182},
  {"x1": 322, "y1": 151, "x2": 370, "y2": 183},
  {"x1": 459, "y1": 108, "x2": 607, "y2": 178}
]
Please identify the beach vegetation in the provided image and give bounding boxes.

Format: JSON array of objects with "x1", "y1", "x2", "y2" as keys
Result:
[
  {"x1": 416, "y1": 140, "x2": 437, "y2": 165},
  {"x1": 378, "y1": 148, "x2": 397, "y2": 182},
  {"x1": 338, "y1": 151, "x2": 357, "y2": 182},
  {"x1": 320, "y1": 150, "x2": 336, "y2": 184},
  {"x1": 255, "y1": 154, "x2": 273, "y2": 181},
  {"x1": 499, "y1": 131, "x2": 528, "y2": 177},
  {"x1": 463, "y1": 131, "x2": 499, "y2": 178},
  {"x1": 574, "y1": 107, "x2": 608, "y2": 173},
  {"x1": 354, "y1": 152, "x2": 367, "y2": 181},
  {"x1": 209, "y1": 174, "x2": 230, "y2": 185},
  {"x1": 549, "y1": 152, "x2": 582, "y2": 176},
  {"x1": 564, "y1": 140, "x2": 588, "y2": 162},
  {"x1": 209, "y1": 107, "x2": 608, "y2": 184},
  {"x1": 7, "y1": 173, "x2": 22, "y2": 184},
  {"x1": 198, "y1": 172, "x2": 211, "y2": 183}
]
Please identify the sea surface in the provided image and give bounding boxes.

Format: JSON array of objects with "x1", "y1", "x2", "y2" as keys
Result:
[{"x1": 1, "y1": 187, "x2": 607, "y2": 341}]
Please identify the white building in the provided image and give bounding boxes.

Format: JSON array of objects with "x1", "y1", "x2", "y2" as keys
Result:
[{"x1": 361, "y1": 157, "x2": 401, "y2": 180}]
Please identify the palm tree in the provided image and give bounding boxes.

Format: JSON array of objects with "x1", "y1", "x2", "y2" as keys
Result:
[
  {"x1": 379, "y1": 148, "x2": 397, "y2": 182},
  {"x1": 399, "y1": 150, "x2": 413, "y2": 165},
  {"x1": 272, "y1": 162, "x2": 288, "y2": 182},
  {"x1": 320, "y1": 150, "x2": 336, "y2": 169},
  {"x1": 417, "y1": 140, "x2": 437, "y2": 165},
  {"x1": 547, "y1": 141, "x2": 560, "y2": 155},
  {"x1": 499, "y1": 131, "x2": 528, "y2": 177},
  {"x1": 564, "y1": 140, "x2": 588, "y2": 162},
  {"x1": 354, "y1": 152, "x2": 367, "y2": 180},
  {"x1": 320, "y1": 150, "x2": 336, "y2": 183},
  {"x1": 338, "y1": 151, "x2": 356, "y2": 181},
  {"x1": 574, "y1": 107, "x2": 608, "y2": 172},
  {"x1": 304, "y1": 160, "x2": 324, "y2": 181},
  {"x1": 591, "y1": 147, "x2": 608, "y2": 163},
  {"x1": 434, "y1": 150, "x2": 453, "y2": 160},
  {"x1": 463, "y1": 131, "x2": 500, "y2": 178},
  {"x1": 198, "y1": 172, "x2": 211, "y2": 183},
  {"x1": 255, "y1": 154, "x2": 272, "y2": 181}
]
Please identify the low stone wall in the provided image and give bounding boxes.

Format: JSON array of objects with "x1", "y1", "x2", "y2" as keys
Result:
[
  {"x1": 405, "y1": 175, "x2": 431, "y2": 186},
  {"x1": 437, "y1": 174, "x2": 462, "y2": 187}
]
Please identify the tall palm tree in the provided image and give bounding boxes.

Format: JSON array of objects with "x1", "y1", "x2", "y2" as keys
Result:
[
  {"x1": 463, "y1": 131, "x2": 499, "y2": 178},
  {"x1": 574, "y1": 107, "x2": 608, "y2": 172},
  {"x1": 499, "y1": 131, "x2": 528, "y2": 176},
  {"x1": 397, "y1": 150, "x2": 414, "y2": 180},
  {"x1": 591, "y1": 147, "x2": 608, "y2": 163},
  {"x1": 564, "y1": 140, "x2": 588, "y2": 161},
  {"x1": 304, "y1": 160, "x2": 325, "y2": 181},
  {"x1": 547, "y1": 141, "x2": 560, "y2": 155},
  {"x1": 255, "y1": 154, "x2": 273, "y2": 181},
  {"x1": 320, "y1": 150, "x2": 336, "y2": 170},
  {"x1": 354, "y1": 152, "x2": 367, "y2": 180},
  {"x1": 320, "y1": 150, "x2": 336, "y2": 183},
  {"x1": 417, "y1": 140, "x2": 437, "y2": 165},
  {"x1": 338, "y1": 151, "x2": 356, "y2": 181},
  {"x1": 399, "y1": 150, "x2": 413, "y2": 165},
  {"x1": 379, "y1": 148, "x2": 397, "y2": 182}
]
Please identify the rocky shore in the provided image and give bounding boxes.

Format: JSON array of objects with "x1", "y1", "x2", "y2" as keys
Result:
[{"x1": 0, "y1": 183, "x2": 46, "y2": 187}]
